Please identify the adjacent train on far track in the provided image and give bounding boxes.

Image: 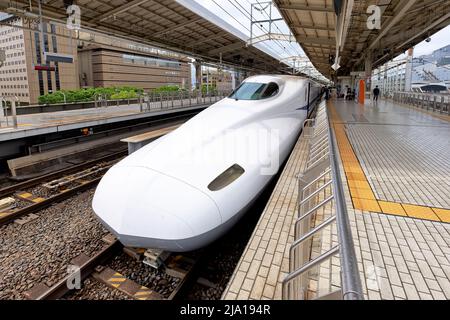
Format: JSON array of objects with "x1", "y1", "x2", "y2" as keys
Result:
[{"x1": 93, "y1": 75, "x2": 322, "y2": 252}]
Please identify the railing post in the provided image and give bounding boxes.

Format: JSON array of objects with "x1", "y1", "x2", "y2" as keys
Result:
[
  {"x1": 0, "y1": 97, "x2": 5, "y2": 127},
  {"x1": 11, "y1": 98, "x2": 18, "y2": 129}
]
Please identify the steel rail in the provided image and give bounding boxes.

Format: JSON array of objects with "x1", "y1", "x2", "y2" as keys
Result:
[
  {"x1": 0, "y1": 175, "x2": 104, "y2": 226},
  {"x1": 34, "y1": 240, "x2": 123, "y2": 300},
  {"x1": 0, "y1": 150, "x2": 126, "y2": 199}
]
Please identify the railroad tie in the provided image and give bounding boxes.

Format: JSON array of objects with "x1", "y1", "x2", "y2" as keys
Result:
[
  {"x1": 133, "y1": 286, "x2": 156, "y2": 300},
  {"x1": 107, "y1": 272, "x2": 127, "y2": 288},
  {"x1": 15, "y1": 191, "x2": 47, "y2": 204},
  {"x1": 94, "y1": 267, "x2": 163, "y2": 300}
]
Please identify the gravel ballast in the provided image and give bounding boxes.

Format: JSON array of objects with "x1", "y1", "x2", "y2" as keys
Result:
[{"x1": 0, "y1": 189, "x2": 108, "y2": 300}]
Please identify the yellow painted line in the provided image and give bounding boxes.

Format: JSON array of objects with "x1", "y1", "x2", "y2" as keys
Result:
[
  {"x1": 107, "y1": 271, "x2": 127, "y2": 289},
  {"x1": 432, "y1": 208, "x2": 450, "y2": 223},
  {"x1": 19, "y1": 192, "x2": 33, "y2": 199},
  {"x1": 133, "y1": 286, "x2": 154, "y2": 300},
  {"x1": 32, "y1": 197, "x2": 46, "y2": 203},
  {"x1": 327, "y1": 100, "x2": 449, "y2": 224}
]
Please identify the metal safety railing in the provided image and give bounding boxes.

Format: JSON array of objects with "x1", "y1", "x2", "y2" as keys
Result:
[
  {"x1": 138, "y1": 90, "x2": 229, "y2": 113},
  {"x1": 282, "y1": 101, "x2": 363, "y2": 300},
  {"x1": 90, "y1": 91, "x2": 228, "y2": 111},
  {"x1": 392, "y1": 92, "x2": 450, "y2": 115},
  {"x1": 0, "y1": 96, "x2": 19, "y2": 129}
]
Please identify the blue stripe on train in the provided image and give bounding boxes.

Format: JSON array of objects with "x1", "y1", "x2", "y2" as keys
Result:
[{"x1": 296, "y1": 93, "x2": 321, "y2": 111}]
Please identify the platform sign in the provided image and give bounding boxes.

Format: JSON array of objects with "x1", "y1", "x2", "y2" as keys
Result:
[
  {"x1": 34, "y1": 65, "x2": 56, "y2": 71},
  {"x1": 44, "y1": 52, "x2": 74, "y2": 64}
]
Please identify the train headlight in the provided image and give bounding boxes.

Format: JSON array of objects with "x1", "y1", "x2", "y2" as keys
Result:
[{"x1": 208, "y1": 164, "x2": 245, "y2": 191}]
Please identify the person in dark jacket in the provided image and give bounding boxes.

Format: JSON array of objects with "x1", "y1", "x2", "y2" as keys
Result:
[
  {"x1": 325, "y1": 86, "x2": 330, "y2": 100},
  {"x1": 373, "y1": 86, "x2": 380, "y2": 102}
]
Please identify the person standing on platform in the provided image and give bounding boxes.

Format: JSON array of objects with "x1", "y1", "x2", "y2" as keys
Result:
[
  {"x1": 325, "y1": 87, "x2": 330, "y2": 100},
  {"x1": 373, "y1": 85, "x2": 380, "y2": 103}
]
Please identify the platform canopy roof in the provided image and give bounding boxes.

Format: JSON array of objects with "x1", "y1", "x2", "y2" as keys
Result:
[
  {"x1": 0, "y1": 0, "x2": 294, "y2": 73},
  {"x1": 274, "y1": 0, "x2": 450, "y2": 77}
]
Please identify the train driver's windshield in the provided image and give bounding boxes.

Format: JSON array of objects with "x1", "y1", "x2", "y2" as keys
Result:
[{"x1": 229, "y1": 82, "x2": 279, "y2": 100}]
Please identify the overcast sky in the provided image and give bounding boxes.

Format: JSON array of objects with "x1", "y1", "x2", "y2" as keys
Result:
[{"x1": 408, "y1": 24, "x2": 450, "y2": 56}]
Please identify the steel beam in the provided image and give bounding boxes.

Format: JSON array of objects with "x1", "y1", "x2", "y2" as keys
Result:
[
  {"x1": 153, "y1": 17, "x2": 203, "y2": 37},
  {"x1": 278, "y1": 4, "x2": 334, "y2": 12},
  {"x1": 291, "y1": 23, "x2": 335, "y2": 31},
  {"x1": 93, "y1": 0, "x2": 151, "y2": 22},
  {"x1": 208, "y1": 41, "x2": 244, "y2": 56},
  {"x1": 296, "y1": 36, "x2": 336, "y2": 46}
]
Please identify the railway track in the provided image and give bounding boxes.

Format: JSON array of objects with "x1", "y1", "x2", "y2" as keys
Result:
[
  {"x1": 24, "y1": 237, "x2": 203, "y2": 301},
  {"x1": 0, "y1": 118, "x2": 188, "y2": 227},
  {"x1": 0, "y1": 155, "x2": 123, "y2": 226},
  {"x1": 1, "y1": 118, "x2": 205, "y2": 300}
]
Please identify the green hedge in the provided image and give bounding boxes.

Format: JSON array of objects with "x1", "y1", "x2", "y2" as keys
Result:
[
  {"x1": 151, "y1": 85, "x2": 183, "y2": 93},
  {"x1": 38, "y1": 86, "x2": 144, "y2": 105},
  {"x1": 200, "y1": 83, "x2": 217, "y2": 94},
  {"x1": 38, "y1": 84, "x2": 220, "y2": 105}
]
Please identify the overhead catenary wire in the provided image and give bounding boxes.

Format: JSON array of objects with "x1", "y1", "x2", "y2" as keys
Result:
[
  {"x1": 251, "y1": 0, "x2": 300, "y2": 55},
  {"x1": 249, "y1": 0, "x2": 326, "y2": 79},
  {"x1": 235, "y1": 0, "x2": 299, "y2": 58},
  {"x1": 213, "y1": 0, "x2": 299, "y2": 62}
]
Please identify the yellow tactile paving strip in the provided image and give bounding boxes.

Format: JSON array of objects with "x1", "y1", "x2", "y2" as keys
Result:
[{"x1": 328, "y1": 101, "x2": 450, "y2": 223}]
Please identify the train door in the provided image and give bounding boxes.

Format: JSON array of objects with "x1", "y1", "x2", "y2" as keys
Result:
[{"x1": 307, "y1": 82, "x2": 311, "y2": 111}]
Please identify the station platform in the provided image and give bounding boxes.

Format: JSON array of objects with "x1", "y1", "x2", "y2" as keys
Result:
[
  {"x1": 223, "y1": 98, "x2": 450, "y2": 300},
  {"x1": 0, "y1": 100, "x2": 214, "y2": 142}
]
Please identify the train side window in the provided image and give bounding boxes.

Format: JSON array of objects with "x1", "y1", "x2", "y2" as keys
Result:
[{"x1": 261, "y1": 82, "x2": 279, "y2": 98}]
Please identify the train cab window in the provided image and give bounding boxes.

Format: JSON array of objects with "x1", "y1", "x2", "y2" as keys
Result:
[
  {"x1": 229, "y1": 82, "x2": 279, "y2": 100},
  {"x1": 261, "y1": 82, "x2": 279, "y2": 98}
]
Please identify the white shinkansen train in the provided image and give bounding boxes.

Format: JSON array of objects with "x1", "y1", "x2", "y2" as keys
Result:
[{"x1": 93, "y1": 75, "x2": 322, "y2": 252}]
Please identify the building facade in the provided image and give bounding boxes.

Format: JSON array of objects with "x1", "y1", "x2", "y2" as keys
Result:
[
  {"x1": 371, "y1": 46, "x2": 450, "y2": 96},
  {"x1": 0, "y1": 16, "x2": 78, "y2": 105},
  {"x1": 78, "y1": 45, "x2": 191, "y2": 91}
]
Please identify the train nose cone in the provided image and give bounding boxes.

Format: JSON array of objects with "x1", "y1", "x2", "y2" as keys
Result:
[{"x1": 92, "y1": 165, "x2": 222, "y2": 251}]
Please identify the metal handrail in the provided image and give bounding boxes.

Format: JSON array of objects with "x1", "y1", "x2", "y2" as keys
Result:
[
  {"x1": 299, "y1": 180, "x2": 333, "y2": 205},
  {"x1": 326, "y1": 107, "x2": 364, "y2": 300},
  {"x1": 302, "y1": 168, "x2": 332, "y2": 190},
  {"x1": 296, "y1": 195, "x2": 334, "y2": 224},
  {"x1": 291, "y1": 215, "x2": 336, "y2": 251},
  {"x1": 306, "y1": 152, "x2": 330, "y2": 169},
  {"x1": 282, "y1": 101, "x2": 363, "y2": 300},
  {"x1": 283, "y1": 245, "x2": 340, "y2": 285}
]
